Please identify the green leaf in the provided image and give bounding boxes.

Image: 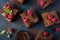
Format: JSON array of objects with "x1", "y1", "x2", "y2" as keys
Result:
[
  {"x1": 4, "y1": 8, "x2": 13, "y2": 14},
  {"x1": 0, "y1": 30, "x2": 6, "y2": 34}
]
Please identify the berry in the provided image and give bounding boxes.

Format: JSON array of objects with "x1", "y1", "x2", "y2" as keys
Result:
[
  {"x1": 51, "y1": 0, "x2": 55, "y2": 2},
  {"x1": 48, "y1": 15, "x2": 52, "y2": 20},
  {"x1": 43, "y1": 32, "x2": 48, "y2": 36},
  {"x1": 27, "y1": 10, "x2": 33, "y2": 16},
  {"x1": 40, "y1": 0, "x2": 45, "y2": 7},
  {"x1": 2, "y1": 9, "x2": 5, "y2": 13},
  {"x1": 6, "y1": 5, "x2": 12, "y2": 10},
  {"x1": 7, "y1": 14, "x2": 13, "y2": 19},
  {"x1": 24, "y1": 18, "x2": 29, "y2": 23},
  {"x1": 51, "y1": 18, "x2": 57, "y2": 23},
  {"x1": 8, "y1": 28, "x2": 14, "y2": 33},
  {"x1": 55, "y1": 28, "x2": 60, "y2": 32}
]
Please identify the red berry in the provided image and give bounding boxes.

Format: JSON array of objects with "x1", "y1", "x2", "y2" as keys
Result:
[
  {"x1": 48, "y1": 15, "x2": 53, "y2": 20},
  {"x1": 6, "y1": 5, "x2": 12, "y2": 10},
  {"x1": 40, "y1": 0, "x2": 45, "y2": 7},
  {"x1": 8, "y1": 28, "x2": 14, "y2": 33},
  {"x1": 7, "y1": 14, "x2": 13, "y2": 19},
  {"x1": 51, "y1": 18, "x2": 57, "y2": 23},
  {"x1": 2, "y1": 9, "x2": 5, "y2": 13},
  {"x1": 27, "y1": 10, "x2": 33, "y2": 16},
  {"x1": 43, "y1": 32, "x2": 48, "y2": 36},
  {"x1": 55, "y1": 28, "x2": 60, "y2": 32},
  {"x1": 24, "y1": 18, "x2": 29, "y2": 23},
  {"x1": 51, "y1": 0, "x2": 55, "y2": 2}
]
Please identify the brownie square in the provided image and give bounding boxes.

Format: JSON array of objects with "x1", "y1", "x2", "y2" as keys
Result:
[
  {"x1": 36, "y1": 0, "x2": 55, "y2": 9},
  {"x1": 35, "y1": 29, "x2": 53, "y2": 40},
  {"x1": 1, "y1": 2, "x2": 19, "y2": 22},
  {"x1": 20, "y1": 8, "x2": 39, "y2": 28},
  {"x1": 11, "y1": 0, "x2": 24, "y2": 4},
  {"x1": 42, "y1": 10, "x2": 60, "y2": 27},
  {"x1": 16, "y1": 31, "x2": 30, "y2": 40}
]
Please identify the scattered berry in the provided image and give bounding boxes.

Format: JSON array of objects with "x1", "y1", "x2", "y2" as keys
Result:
[
  {"x1": 27, "y1": 10, "x2": 33, "y2": 16},
  {"x1": 24, "y1": 18, "x2": 29, "y2": 23},
  {"x1": 55, "y1": 28, "x2": 60, "y2": 32},
  {"x1": 51, "y1": 18, "x2": 57, "y2": 23},
  {"x1": 7, "y1": 14, "x2": 14, "y2": 19},
  {"x1": 43, "y1": 32, "x2": 48, "y2": 36},
  {"x1": 51, "y1": 0, "x2": 55, "y2": 2},
  {"x1": 8, "y1": 28, "x2": 14, "y2": 33}
]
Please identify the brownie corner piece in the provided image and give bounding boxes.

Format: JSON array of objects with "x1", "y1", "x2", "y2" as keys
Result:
[
  {"x1": 20, "y1": 9, "x2": 39, "y2": 28},
  {"x1": 35, "y1": 29, "x2": 53, "y2": 40},
  {"x1": 42, "y1": 10, "x2": 60, "y2": 27},
  {"x1": 1, "y1": 2, "x2": 19, "y2": 22},
  {"x1": 36, "y1": 0, "x2": 55, "y2": 9},
  {"x1": 11, "y1": 0, "x2": 24, "y2": 4}
]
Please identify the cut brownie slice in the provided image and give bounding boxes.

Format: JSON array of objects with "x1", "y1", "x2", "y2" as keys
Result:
[
  {"x1": 42, "y1": 10, "x2": 60, "y2": 27},
  {"x1": 11, "y1": 0, "x2": 24, "y2": 4},
  {"x1": 1, "y1": 2, "x2": 19, "y2": 22},
  {"x1": 35, "y1": 29, "x2": 53, "y2": 40},
  {"x1": 20, "y1": 8, "x2": 39, "y2": 28},
  {"x1": 36, "y1": 0, "x2": 55, "y2": 9}
]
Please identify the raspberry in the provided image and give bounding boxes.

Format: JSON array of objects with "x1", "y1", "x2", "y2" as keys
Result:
[
  {"x1": 7, "y1": 14, "x2": 13, "y2": 19},
  {"x1": 27, "y1": 10, "x2": 33, "y2": 16},
  {"x1": 43, "y1": 32, "x2": 48, "y2": 36},
  {"x1": 40, "y1": 1, "x2": 45, "y2": 7},
  {"x1": 48, "y1": 15, "x2": 52, "y2": 20},
  {"x1": 24, "y1": 18, "x2": 29, "y2": 23},
  {"x1": 51, "y1": 18, "x2": 57, "y2": 23}
]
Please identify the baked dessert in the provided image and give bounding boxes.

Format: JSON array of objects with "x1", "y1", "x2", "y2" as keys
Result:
[
  {"x1": 16, "y1": 31, "x2": 30, "y2": 40},
  {"x1": 1, "y1": 2, "x2": 19, "y2": 22},
  {"x1": 11, "y1": 0, "x2": 24, "y2": 4},
  {"x1": 42, "y1": 10, "x2": 60, "y2": 27},
  {"x1": 36, "y1": 0, "x2": 55, "y2": 9},
  {"x1": 20, "y1": 8, "x2": 39, "y2": 28},
  {"x1": 35, "y1": 29, "x2": 53, "y2": 40}
]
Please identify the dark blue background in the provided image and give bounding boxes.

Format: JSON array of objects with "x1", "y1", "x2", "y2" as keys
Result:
[{"x1": 0, "y1": 0, "x2": 60, "y2": 40}]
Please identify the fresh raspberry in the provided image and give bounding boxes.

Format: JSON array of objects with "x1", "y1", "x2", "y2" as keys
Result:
[
  {"x1": 40, "y1": 0, "x2": 45, "y2": 7},
  {"x1": 43, "y1": 32, "x2": 48, "y2": 36},
  {"x1": 48, "y1": 15, "x2": 53, "y2": 20},
  {"x1": 6, "y1": 5, "x2": 12, "y2": 10},
  {"x1": 7, "y1": 14, "x2": 13, "y2": 19},
  {"x1": 51, "y1": 0, "x2": 55, "y2": 2},
  {"x1": 24, "y1": 18, "x2": 29, "y2": 23},
  {"x1": 2, "y1": 9, "x2": 5, "y2": 13},
  {"x1": 55, "y1": 28, "x2": 60, "y2": 32},
  {"x1": 51, "y1": 18, "x2": 57, "y2": 23},
  {"x1": 27, "y1": 10, "x2": 33, "y2": 16},
  {"x1": 8, "y1": 28, "x2": 14, "y2": 33}
]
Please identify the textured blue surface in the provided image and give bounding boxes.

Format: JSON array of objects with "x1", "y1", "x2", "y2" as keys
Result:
[{"x1": 0, "y1": 0, "x2": 60, "y2": 40}]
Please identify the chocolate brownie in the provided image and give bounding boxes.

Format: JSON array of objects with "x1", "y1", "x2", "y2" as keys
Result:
[
  {"x1": 42, "y1": 10, "x2": 60, "y2": 27},
  {"x1": 36, "y1": 0, "x2": 55, "y2": 9},
  {"x1": 35, "y1": 29, "x2": 53, "y2": 40},
  {"x1": 16, "y1": 31, "x2": 30, "y2": 40},
  {"x1": 11, "y1": 0, "x2": 24, "y2": 4},
  {"x1": 1, "y1": 2, "x2": 19, "y2": 22},
  {"x1": 20, "y1": 8, "x2": 39, "y2": 28}
]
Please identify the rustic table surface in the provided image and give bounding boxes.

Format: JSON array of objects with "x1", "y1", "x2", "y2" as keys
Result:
[{"x1": 0, "y1": 0, "x2": 60, "y2": 40}]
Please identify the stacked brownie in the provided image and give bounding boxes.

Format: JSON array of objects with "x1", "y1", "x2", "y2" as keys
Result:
[
  {"x1": 20, "y1": 8, "x2": 39, "y2": 28},
  {"x1": 1, "y1": 2, "x2": 19, "y2": 22}
]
